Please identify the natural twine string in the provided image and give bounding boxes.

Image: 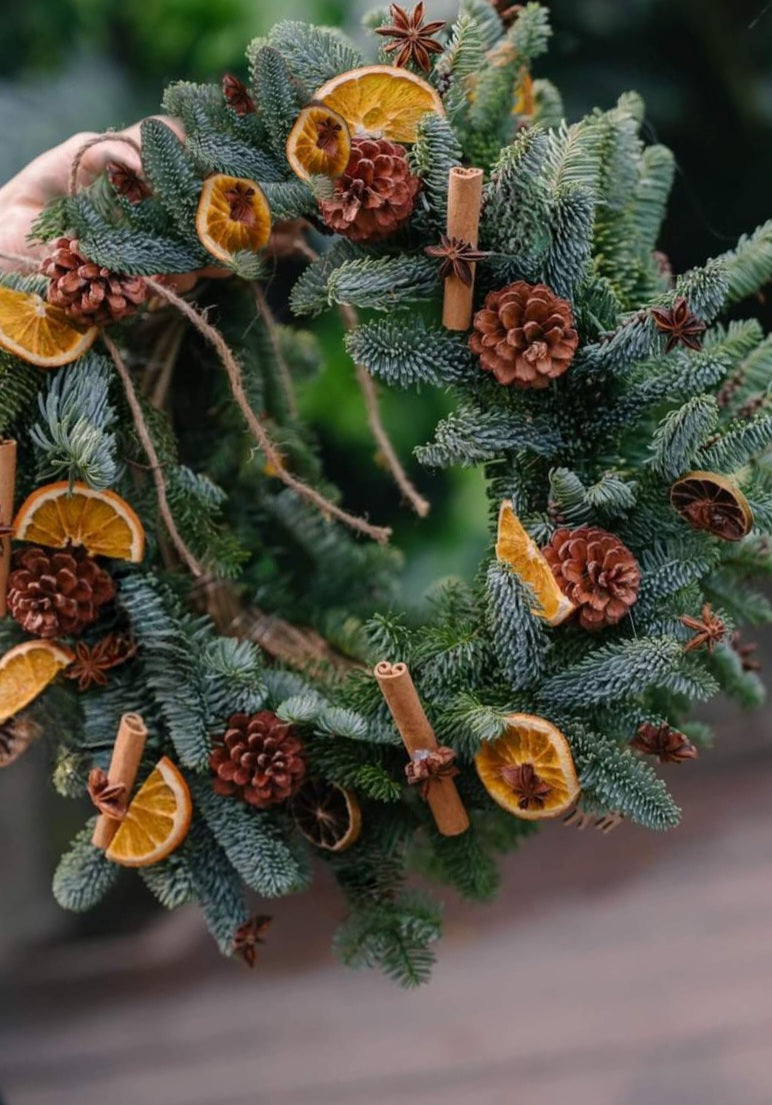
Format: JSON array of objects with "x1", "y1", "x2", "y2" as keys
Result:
[
  {"x1": 0, "y1": 249, "x2": 38, "y2": 271},
  {"x1": 68, "y1": 133, "x2": 142, "y2": 197},
  {"x1": 101, "y1": 330, "x2": 205, "y2": 578},
  {"x1": 144, "y1": 277, "x2": 392, "y2": 545}
]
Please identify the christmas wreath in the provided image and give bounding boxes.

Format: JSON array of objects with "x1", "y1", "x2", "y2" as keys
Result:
[{"x1": 1, "y1": 0, "x2": 771, "y2": 985}]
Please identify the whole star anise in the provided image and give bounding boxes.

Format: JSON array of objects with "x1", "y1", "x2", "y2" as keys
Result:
[
  {"x1": 106, "y1": 161, "x2": 151, "y2": 204},
  {"x1": 66, "y1": 634, "x2": 138, "y2": 692},
  {"x1": 651, "y1": 297, "x2": 706, "y2": 353},
  {"x1": 87, "y1": 767, "x2": 128, "y2": 819},
  {"x1": 376, "y1": 2, "x2": 446, "y2": 71},
  {"x1": 232, "y1": 915, "x2": 272, "y2": 968},
  {"x1": 222, "y1": 73, "x2": 255, "y2": 116},
  {"x1": 680, "y1": 603, "x2": 727, "y2": 653},
  {"x1": 405, "y1": 745, "x2": 459, "y2": 798},
  {"x1": 225, "y1": 182, "x2": 258, "y2": 225},
  {"x1": 631, "y1": 722, "x2": 698, "y2": 764},
  {"x1": 498, "y1": 762, "x2": 552, "y2": 811},
  {"x1": 424, "y1": 235, "x2": 490, "y2": 286},
  {"x1": 731, "y1": 630, "x2": 761, "y2": 673},
  {"x1": 315, "y1": 115, "x2": 344, "y2": 157}
]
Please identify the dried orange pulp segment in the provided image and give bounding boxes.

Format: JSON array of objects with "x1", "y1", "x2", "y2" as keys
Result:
[
  {"x1": 286, "y1": 105, "x2": 352, "y2": 181},
  {"x1": 0, "y1": 285, "x2": 97, "y2": 368},
  {"x1": 195, "y1": 174, "x2": 272, "y2": 262},
  {"x1": 475, "y1": 713, "x2": 580, "y2": 821},
  {"x1": 106, "y1": 756, "x2": 192, "y2": 867},
  {"x1": 0, "y1": 640, "x2": 74, "y2": 724},
  {"x1": 496, "y1": 500, "x2": 575, "y2": 626},
  {"x1": 313, "y1": 66, "x2": 444, "y2": 144},
  {"x1": 13, "y1": 481, "x2": 145, "y2": 562}
]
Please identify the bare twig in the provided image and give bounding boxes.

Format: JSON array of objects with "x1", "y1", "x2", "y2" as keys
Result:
[
  {"x1": 252, "y1": 282, "x2": 298, "y2": 420},
  {"x1": 144, "y1": 277, "x2": 392, "y2": 545},
  {"x1": 101, "y1": 331, "x2": 204, "y2": 578},
  {"x1": 68, "y1": 133, "x2": 142, "y2": 197}
]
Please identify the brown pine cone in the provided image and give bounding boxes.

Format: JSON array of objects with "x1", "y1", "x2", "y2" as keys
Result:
[
  {"x1": 469, "y1": 281, "x2": 579, "y2": 388},
  {"x1": 7, "y1": 545, "x2": 115, "y2": 638},
  {"x1": 319, "y1": 137, "x2": 421, "y2": 243},
  {"x1": 210, "y1": 710, "x2": 307, "y2": 809},
  {"x1": 41, "y1": 237, "x2": 147, "y2": 326},
  {"x1": 542, "y1": 526, "x2": 641, "y2": 631}
]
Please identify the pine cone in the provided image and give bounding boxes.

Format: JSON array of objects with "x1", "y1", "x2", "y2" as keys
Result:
[
  {"x1": 210, "y1": 710, "x2": 307, "y2": 808},
  {"x1": 319, "y1": 137, "x2": 421, "y2": 243},
  {"x1": 542, "y1": 526, "x2": 641, "y2": 631},
  {"x1": 469, "y1": 281, "x2": 579, "y2": 388},
  {"x1": 41, "y1": 237, "x2": 147, "y2": 326},
  {"x1": 7, "y1": 545, "x2": 115, "y2": 638}
]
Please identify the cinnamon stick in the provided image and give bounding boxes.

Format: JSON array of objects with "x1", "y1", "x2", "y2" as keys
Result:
[
  {"x1": 92, "y1": 712, "x2": 148, "y2": 849},
  {"x1": 442, "y1": 167, "x2": 484, "y2": 331},
  {"x1": 0, "y1": 439, "x2": 17, "y2": 618},
  {"x1": 374, "y1": 661, "x2": 469, "y2": 837}
]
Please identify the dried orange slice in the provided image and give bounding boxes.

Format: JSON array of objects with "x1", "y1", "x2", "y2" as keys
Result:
[
  {"x1": 0, "y1": 285, "x2": 97, "y2": 368},
  {"x1": 195, "y1": 174, "x2": 272, "y2": 262},
  {"x1": 290, "y1": 777, "x2": 362, "y2": 852},
  {"x1": 106, "y1": 756, "x2": 192, "y2": 867},
  {"x1": 475, "y1": 713, "x2": 580, "y2": 820},
  {"x1": 313, "y1": 65, "x2": 443, "y2": 143},
  {"x1": 287, "y1": 105, "x2": 352, "y2": 181},
  {"x1": 0, "y1": 640, "x2": 74, "y2": 724},
  {"x1": 13, "y1": 481, "x2": 145, "y2": 562},
  {"x1": 496, "y1": 500, "x2": 575, "y2": 626}
]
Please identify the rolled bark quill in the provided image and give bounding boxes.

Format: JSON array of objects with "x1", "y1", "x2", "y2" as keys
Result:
[
  {"x1": 374, "y1": 661, "x2": 469, "y2": 837},
  {"x1": 92, "y1": 712, "x2": 148, "y2": 849},
  {"x1": 0, "y1": 439, "x2": 17, "y2": 618},
  {"x1": 442, "y1": 166, "x2": 484, "y2": 332}
]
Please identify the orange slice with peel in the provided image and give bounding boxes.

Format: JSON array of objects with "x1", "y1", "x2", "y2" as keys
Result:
[
  {"x1": 475, "y1": 713, "x2": 580, "y2": 820},
  {"x1": 286, "y1": 104, "x2": 352, "y2": 181},
  {"x1": 313, "y1": 65, "x2": 443, "y2": 143},
  {"x1": 106, "y1": 756, "x2": 192, "y2": 867},
  {"x1": 195, "y1": 174, "x2": 272, "y2": 263},
  {"x1": 13, "y1": 481, "x2": 145, "y2": 562},
  {"x1": 0, "y1": 640, "x2": 74, "y2": 724},
  {"x1": 496, "y1": 500, "x2": 575, "y2": 626},
  {"x1": 0, "y1": 285, "x2": 97, "y2": 368}
]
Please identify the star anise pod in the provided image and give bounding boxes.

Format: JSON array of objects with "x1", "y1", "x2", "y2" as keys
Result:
[
  {"x1": 87, "y1": 767, "x2": 128, "y2": 819},
  {"x1": 731, "y1": 630, "x2": 761, "y2": 673},
  {"x1": 66, "y1": 634, "x2": 138, "y2": 692},
  {"x1": 232, "y1": 914, "x2": 272, "y2": 968},
  {"x1": 424, "y1": 234, "x2": 490, "y2": 287},
  {"x1": 376, "y1": 2, "x2": 446, "y2": 72},
  {"x1": 651, "y1": 297, "x2": 706, "y2": 353},
  {"x1": 498, "y1": 762, "x2": 552, "y2": 811},
  {"x1": 631, "y1": 722, "x2": 698, "y2": 764},
  {"x1": 225, "y1": 182, "x2": 258, "y2": 225},
  {"x1": 405, "y1": 745, "x2": 459, "y2": 798},
  {"x1": 222, "y1": 73, "x2": 255, "y2": 116},
  {"x1": 106, "y1": 161, "x2": 151, "y2": 204},
  {"x1": 680, "y1": 603, "x2": 727, "y2": 653},
  {"x1": 315, "y1": 115, "x2": 344, "y2": 157},
  {"x1": 490, "y1": 0, "x2": 523, "y2": 28}
]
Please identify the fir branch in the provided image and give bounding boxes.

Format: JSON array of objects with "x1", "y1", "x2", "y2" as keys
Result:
[
  {"x1": 542, "y1": 636, "x2": 686, "y2": 706},
  {"x1": 345, "y1": 314, "x2": 475, "y2": 389},
  {"x1": 486, "y1": 562, "x2": 550, "y2": 690},
  {"x1": 649, "y1": 395, "x2": 720, "y2": 479},
  {"x1": 53, "y1": 820, "x2": 120, "y2": 912}
]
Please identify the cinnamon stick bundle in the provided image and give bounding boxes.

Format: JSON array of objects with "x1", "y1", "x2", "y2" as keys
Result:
[
  {"x1": 92, "y1": 712, "x2": 148, "y2": 849},
  {"x1": 0, "y1": 439, "x2": 17, "y2": 618},
  {"x1": 442, "y1": 167, "x2": 484, "y2": 331},
  {"x1": 374, "y1": 661, "x2": 469, "y2": 837}
]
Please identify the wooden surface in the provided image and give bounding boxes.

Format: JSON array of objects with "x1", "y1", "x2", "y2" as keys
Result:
[{"x1": 2, "y1": 715, "x2": 772, "y2": 1105}]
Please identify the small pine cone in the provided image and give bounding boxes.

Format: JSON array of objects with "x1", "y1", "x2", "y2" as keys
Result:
[
  {"x1": 542, "y1": 526, "x2": 641, "y2": 631},
  {"x1": 319, "y1": 137, "x2": 421, "y2": 243},
  {"x1": 41, "y1": 237, "x2": 147, "y2": 326},
  {"x1": 210, "y1": 710, "x2": 307, "y2": 809},
  {"x1": 469, "y1": 281, "x2": 579, "y2": 388},
  {"x1": 7, "y1": 545, "x2": 115, "y2": 638}
]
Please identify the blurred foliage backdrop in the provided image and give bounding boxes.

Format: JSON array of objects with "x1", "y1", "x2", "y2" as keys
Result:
[{"x1": 3, "y1": 0, "x2": 772, "y2": 598}]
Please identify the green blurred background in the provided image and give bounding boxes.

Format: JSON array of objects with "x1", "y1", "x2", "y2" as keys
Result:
[{"x1": 4, "y1": 0, "x2": 772, "y2": 600}]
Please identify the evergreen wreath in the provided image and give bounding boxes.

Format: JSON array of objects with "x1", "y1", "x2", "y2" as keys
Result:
[{"x1": 1, "y1": 0, "x2": 772, "y2": 986}]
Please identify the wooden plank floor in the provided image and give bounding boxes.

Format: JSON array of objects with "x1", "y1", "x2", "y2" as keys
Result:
[{"x1": 2, "y1": 721, "x2": 772, "y2": 1105}]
